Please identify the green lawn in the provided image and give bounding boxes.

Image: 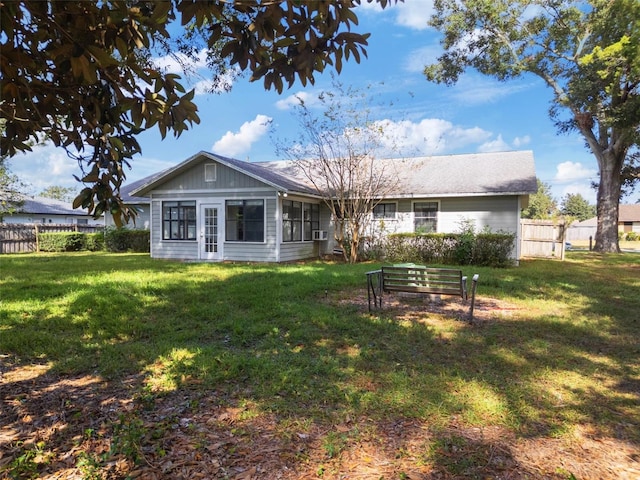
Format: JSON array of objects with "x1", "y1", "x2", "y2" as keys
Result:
[{"x1": 1, "y1": 251, "x2": 639, "y2": 478}]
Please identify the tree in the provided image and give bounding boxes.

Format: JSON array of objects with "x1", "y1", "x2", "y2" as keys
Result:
[
  {"x1": 425, "y1": 0, "x2": 640, "y2": 253},
  {"x1": 1, "y1": 0, "x2": 397, "y2": 226},
  {"x1": 0, "y1": 161, "x2": 29, "y2": 221},
  {"x1": 276, "y1": 81, "x2": 402, "y2": 263},
  {"x1": 0, "y1": 120, "x2": 30, "y2": 221},
  {"x1": 521, "y1": 179, "x2": 558, "y2": 219},
  {"x1": 39, "y1": 186, "x2": 77, "y2": 203},
  {"x1": 560, "y1": 193, "x2": 596, "y2": 221}
]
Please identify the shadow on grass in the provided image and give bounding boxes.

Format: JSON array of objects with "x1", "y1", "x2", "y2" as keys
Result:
[{"x1": 1, "y1": 252, "x2": 638, "y2": 478}]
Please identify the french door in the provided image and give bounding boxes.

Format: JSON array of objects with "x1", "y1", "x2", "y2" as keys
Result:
[{"x1": 200, "y1": 203, "x2": 223, "y2": 260}]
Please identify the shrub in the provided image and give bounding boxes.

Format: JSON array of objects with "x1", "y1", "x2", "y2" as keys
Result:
[
  {"x1": 453, "y1": 219, "x2": 476, "y2": 265},
  {"x1": 625, "y1": 231, "x2": 639, "y2": 241},
  {"x1": 375, "y1": 229, "x2": 515, "y2": 267},
  {"x1": 84, "y1": 232, "x2": 105, "y2": 251},
  {"x1": 104, "y1": 228, "x2": 150, "y2": 253},
  {"x1": 38, "y1": 232, "x2": 86, "y2": 252},
  {"x1": 473, "y1": 232, "x2": 516, "y2": 267}
]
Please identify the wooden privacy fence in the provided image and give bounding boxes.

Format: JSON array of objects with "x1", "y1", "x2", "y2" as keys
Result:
[
  {"x1": 520, "y1": 219, "x2": 566, "y2": 260},
  {"x1": 0, "y1": 224, "x2": 104, "y2": 254}
]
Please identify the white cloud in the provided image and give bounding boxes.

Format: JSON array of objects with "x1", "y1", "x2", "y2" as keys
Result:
[
  {"x1": 7, "y1": 144, "x2": 79, "y2": 194},
  {"x1": 452, "y1": 76, "x2": 531, "y2": 105},
  {"x1": 373, "y1": 118, "x2": 492, "y2": 155},
  {"x1": 478, "y1": 134, "x2": 510, "y2": 153},
  {"x1": 559, "y1": 183, "x2": 597, "y2": 204},
  {"x1": 212, "y1": 115, "x2": 273, "y2": 157},
  {"x1": 355, "y1": 1, "x2": 433, "y2": 30},
  {"x1": 550, "y1": 161, "x2": 599, "y2": 204},
  {"x1": 513, "y1": 135, "x2": 531, "y2": 147},
  {"x1": 394, "y1": 1, "x2": 434, "y2": 30},
  {"x1": 555, "y1": 161, "x2": 597, "y2": 183},
  {"x1": 275, "y1": 91, "x2": 319, "y2": 110},
  {"x1": 404, "y1": 45, "x2": 441, "y2": 73},
  {"x1": 153, "y1": 49, "x2": 208, "y2": 74},
  {"x1": 6, "y1": 143, "x2": 174, "y2": 194}
]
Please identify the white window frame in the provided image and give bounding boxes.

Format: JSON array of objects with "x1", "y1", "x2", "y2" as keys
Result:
[
  {"x1": 204, "y1": 163, "x2": 217, "y2": 182},
  {"x1": 412, "y1": 200, "x2": 440, "y2": 233}
]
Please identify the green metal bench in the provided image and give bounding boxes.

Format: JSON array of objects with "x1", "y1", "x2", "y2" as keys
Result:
[{"x1": 366, "y1": 265, "x2": 479, "y2": 322}]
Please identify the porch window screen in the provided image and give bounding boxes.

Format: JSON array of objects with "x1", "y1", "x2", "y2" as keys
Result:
[
  {"x1": 162, "y1": 201, "x2": 196, "y2": 240},
  {"x1": 282, "y1": 200, "x2": 302, "y2": 242},
  {"x1": 303, "y1": 203, "x2": 320, "y2": 241},
  {"x1": 226, "y1": 199, "x2": 264, "y2": 242},
  {"x1": 414, "y1": 201, "x2": 438, "y2": 233}
]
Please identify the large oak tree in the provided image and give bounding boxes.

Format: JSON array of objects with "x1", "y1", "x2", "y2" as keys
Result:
[
  {"x1": 0, "y1": 0, "x2": 396, "y2": 225},
  {"x1": 425, "y1": 0, "x2": 639, "y2": 252}
]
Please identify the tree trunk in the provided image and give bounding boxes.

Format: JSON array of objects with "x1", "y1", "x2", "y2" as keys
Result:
[
  {"x1": 594, "y1": 150, "x2": 623, "y2": 253},
  {"x1": 349, "y1": 228, "x2": 360, "y2": 264}
]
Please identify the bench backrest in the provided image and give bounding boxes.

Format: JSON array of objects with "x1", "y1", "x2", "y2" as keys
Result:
[{"x1": 381, "y1": 266, "x2": 464, "y2": 297}]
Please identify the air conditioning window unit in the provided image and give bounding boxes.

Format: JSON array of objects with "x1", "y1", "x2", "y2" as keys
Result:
[{"x1": 312, "y1": 230, "x2": 328, "y2": 241}]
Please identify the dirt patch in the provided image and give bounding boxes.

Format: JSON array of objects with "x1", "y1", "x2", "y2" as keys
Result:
[{"x1": 334, "y1": 287, "x2": 524, "y2": 323}]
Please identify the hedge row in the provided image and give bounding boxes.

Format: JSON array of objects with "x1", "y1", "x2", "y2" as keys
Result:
[
  {"x1": 38, "y1": 232, "x2": 104, "y2": 252},
  {"x1": 369, "y1": 232, "x2": 516, "y2": 267},
  {"x1": 38, "y1": 229, "x2": 149, "y2": 253}
]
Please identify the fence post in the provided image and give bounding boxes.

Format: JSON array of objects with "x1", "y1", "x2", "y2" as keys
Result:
[
  {"x1": 589, "y1": 236, "x2": 593, "y2": 251},
  {"x1": 35, "y1": 224, "x2": 39, "y2": 252}
]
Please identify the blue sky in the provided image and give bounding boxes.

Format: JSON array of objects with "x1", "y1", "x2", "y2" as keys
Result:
[{"x1": 9, "y1": 2, "x2": 637, "y2": 205}]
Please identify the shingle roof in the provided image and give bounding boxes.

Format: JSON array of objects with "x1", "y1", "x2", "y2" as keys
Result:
[
  {"x1": 130, "y1": 150, "x2": 537, "y2": 198},
  {"x1": 254, "y1": 150, "x2": 538, "y2": 197},
  {"x1": 619, "y1": 204, "x2": 640, "y2": 222},
  {"x1": 14, "y1": 195, "x2": 83, "y2": 216},
  {"x1": 369, "y1": 151, "x2": 537, "y2": 197}
]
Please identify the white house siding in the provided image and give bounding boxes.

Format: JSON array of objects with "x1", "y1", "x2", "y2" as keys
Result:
[
  {"x1": 105, "y1": 205, "x2": 150, "y2": 230},
  {"x1": 4, "y1": 214, "x2": 102, "y2": 225},
  {"x1": 364, "y1": 196, "x2": 519, "y2": 236},
  {"x1": 150, "y1": 193, "x2": 279, "y2": 262},
  {"x1": 161, "y1": 160, "x2": 267, "y2": 191},
  {"x1": 439, "y1": 196, "x2": 520, "y2": 234},
  {"x1": 279, "y1": 242, "x2": 316, "y2": 262}
]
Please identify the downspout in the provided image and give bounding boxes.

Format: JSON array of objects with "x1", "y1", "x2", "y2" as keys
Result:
[{"x1": 275, "y1": 191, "x2": 281, "y2": 263}]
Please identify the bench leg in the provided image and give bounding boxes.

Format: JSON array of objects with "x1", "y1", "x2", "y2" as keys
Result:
[{"x1": 367, "y1": 272, "x2": 382, "y2": 312}]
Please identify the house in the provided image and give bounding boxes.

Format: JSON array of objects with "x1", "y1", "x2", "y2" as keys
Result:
[
  {"x1": 130, "y1": 150, "x2": 537, "y2": 263},
  {"x1": 618, "y1": 204, "x2": 640, "y2": 234},
  {"x1": 566, "y1": 216, "x2": 597, "y2": 241},
  {"x1": 1, "y1": 195, "x2": 103, "y2": 225},
  {"x1": 566, "y1": 204, "x2": 640, "y2": 241},
  {"x1": 104, "y1": 175, "x2": 155, "y2": 230}
]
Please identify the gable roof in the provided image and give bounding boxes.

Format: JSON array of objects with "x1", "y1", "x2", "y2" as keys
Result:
[
  {"x1": 131, "y1": 151, "x2": 317, "y2": 197},
  {"x1": 130, "y1": 150, "x2": 537, "y2": 199},
  {"x1": 619, "y1": 204, "x2": 640, "y2": 222}
]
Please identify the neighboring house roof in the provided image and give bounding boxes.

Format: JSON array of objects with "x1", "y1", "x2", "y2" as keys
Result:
[
  {"x1": 11, "y1": 195, "x2": 88, "y2": 216},
  {"x1": 619, "y1": 204, "x2": 640, "y2": 222},
  {"x1": 131, "y1": 150, "x2": 537, "y2": 198},
  {"x1": 119, "y1": 172, "x2": 168, "y2": 203},
  {"x1": 569, "y1": 217, "x2": 597, "y2": 227},
  {"x1": 568, "y1": 204, "x2": 640, "y2": 227}
]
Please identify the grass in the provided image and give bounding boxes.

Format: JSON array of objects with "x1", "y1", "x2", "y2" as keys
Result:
[{"x1": 1, "y1": 251, "x2": 639, "y2": 476}]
